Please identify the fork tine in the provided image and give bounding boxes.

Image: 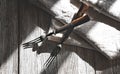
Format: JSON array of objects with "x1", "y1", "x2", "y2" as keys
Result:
[{"x1": 43, "y1": 56, "x2": 56, "y2": 69}]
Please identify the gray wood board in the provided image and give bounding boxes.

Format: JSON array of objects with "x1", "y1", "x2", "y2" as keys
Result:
[
  {"x1": 0, "y1": 0, "x2": 18, "y2": 74},
  {"x1": 18, "y1": 1, "x2": 96, "y2": 74},
  {"x1": 0, "y1": 0, "x2": 120, "y2": 74},
  {"x1": 28, "y1": 0, "x2": 120, "y2": 59}
]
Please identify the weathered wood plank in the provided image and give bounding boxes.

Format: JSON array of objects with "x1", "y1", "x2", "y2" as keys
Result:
[
  {"x1": 19, "y1": 1, "x2": 56, "y2": 74},
  {"x1": 0, "y1": 0, "x2": 18, "y2": 74},
  {"x1": 1, "y1": 0, "x2": 120, "y2": 74},
  {"x1": 39, "y1": 42, "x2": 96, "y2": 74},
  {"x1": 29, "y1": 0, "x2": 78, "y2": 23},
  {"x1": 56, "y1": 46, "x2": 87, "y2": 74},
  {"x1": 19, "y1": 1, "x2": 40, "y2": 74},
  {"x1": 28, "y1": 0, "x2": 120, "y2": 59},
  {"x1": 18, "y1": 1, "x2": 96, "y2": 74},
  {"x1": 19, "y1": 1, "x2": 120, "y2": 74}
]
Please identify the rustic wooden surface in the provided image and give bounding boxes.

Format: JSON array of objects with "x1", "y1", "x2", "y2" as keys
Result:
[
  {"x1": 29, "y1": 0, "x2": 120, "y2": 59},
  {"x1": 0, "y1": 0, "x2": 18, "y2": 74},
  {"x1": 0, "y1": 0, "x2": 120, "y2": 74}
]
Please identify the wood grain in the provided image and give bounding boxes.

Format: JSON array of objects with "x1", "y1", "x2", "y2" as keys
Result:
[
  {"x1": 19, "y1": 1, "x2": 55, "y2": 74},
  {"x1": 18, "y1": 1, "x2": 96, "y2": 74},
  {"x1": 0, "y1": 0, "x2": 120, "y2": 74},
  {"x1": 28, "y1": 0, "x2": 120, "y2": 59},
  {"x1": 18, "y1": 1, "x2": 120, "y2": 74},
  {"x1": 19, "y1": 1, "x2": 39, "y2": 74},
  {"x1": 0, "y1": 0, "x2": 18, "y2": 74}
]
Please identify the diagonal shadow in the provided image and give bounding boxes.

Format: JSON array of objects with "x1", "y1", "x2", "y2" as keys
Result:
[
  {"x1": 0, "y1": 0, "x2": 56, "y2": 69},
  {"x1": 23, "y1": 0, "x2": 120, "y2": 74},
  {"x1": 35, "y1": 0, "x2": 120, "y2": 74},
  {"x1": 37, "y1": 40, "x2": 120, "y2": 74},
  {"x1": 0, "y1": 0, "x2": 19, "y2": 67},
  {"x1": 0, "y1": 0, "x2": 120, "y2": 74}
]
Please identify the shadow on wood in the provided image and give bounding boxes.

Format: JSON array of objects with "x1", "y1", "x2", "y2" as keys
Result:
[
  {"x1": 0, "y1": 0, "x2": 18, "y2": 70},
  {"x1": 1, "y1": 0, "x2": 120, "y2": 74},
  {"x1": 19, "y1": 0, "x2": 120, "y2": 73},
  {"x1": 35, "y1": 39, "x2": 120, "y2": 74}
]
